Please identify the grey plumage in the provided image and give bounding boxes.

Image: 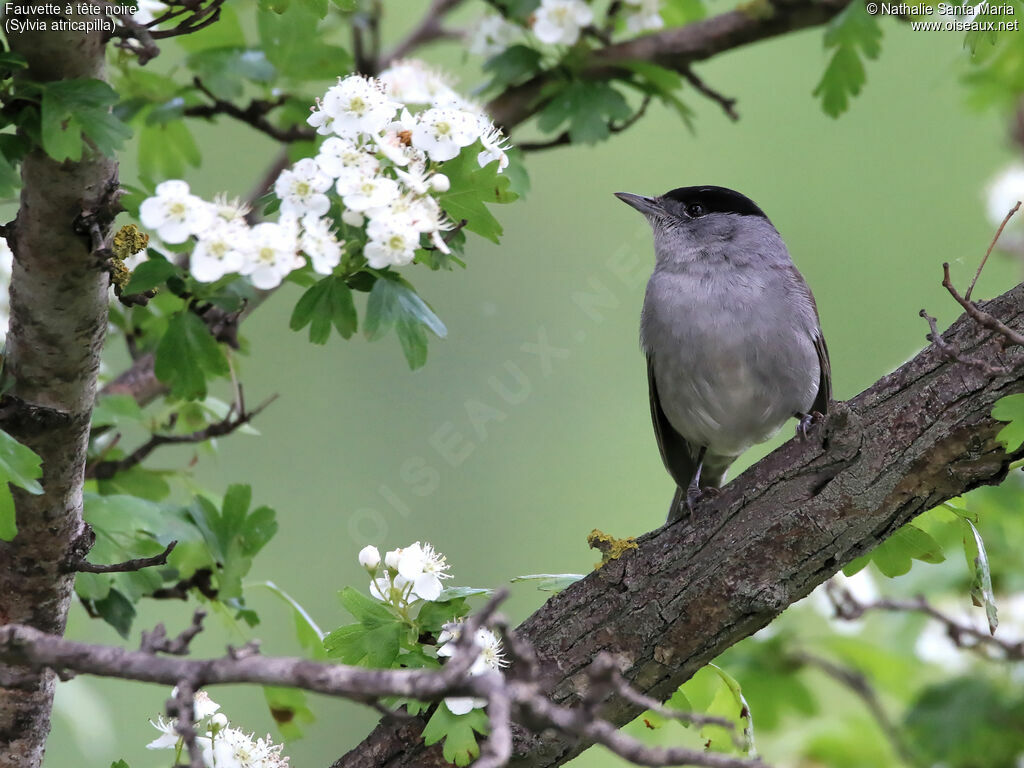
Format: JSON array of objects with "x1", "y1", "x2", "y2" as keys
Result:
[{"x1": 615, "y1": 186, "x2": 830, "y2": 521}]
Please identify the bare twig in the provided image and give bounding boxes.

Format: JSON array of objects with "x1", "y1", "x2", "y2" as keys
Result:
[
  {"x1": 186, "y1": 78, "x2": 315, "y2": 144},
  {"x1": 942, "y1": 262, "x2": 1024, "y2": 347},
  {"x1": 171, "y1": 679, "x2": 205, "y2": 768},
  {"x1": 967, "y1": 201, "x2": 1022, "y2": 300},
  {"x1": 681, "y1": 68, "x2": 738, "y2": 121},
  {"x1": 86, "y1": 393, "x2": 277, "y2": 480},
  {"x1": 140, "y1": 611, "x2": 207, "y2": 656},
  {"x1": 919, "y1": 309, "x2": 1006, "y2": 376},
  {"x1": 791, "y1": 650, "x2": 921, "y2": 767},
  {"x1": 826, "y1": 581, "x2": 1024, "y2": 661},
  {"x1": 75, "y1": 540, "x2": 178, "y2": 575}
]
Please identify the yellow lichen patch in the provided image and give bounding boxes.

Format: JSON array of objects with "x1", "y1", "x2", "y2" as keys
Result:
[
  {"x1": 112, "y1": 224, "x2": 149, "y2": 261},
  {"x1": 587, "y1": 529, "x2": 638, "y2": 569}
]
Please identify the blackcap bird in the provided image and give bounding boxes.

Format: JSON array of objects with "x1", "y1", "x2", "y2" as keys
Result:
[{"x1": 615, "y1": 186, "x2": 831, "y2": 521}]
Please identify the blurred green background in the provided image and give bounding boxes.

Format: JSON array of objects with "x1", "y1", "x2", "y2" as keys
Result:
[{"x1": 42, "y1": 5, "x2": 1023, "y2": 767}]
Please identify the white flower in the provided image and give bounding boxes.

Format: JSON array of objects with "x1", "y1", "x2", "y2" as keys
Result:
[
  {"x1": 370, "y1": 193, "x2": 448, "y2": 239},
  {"x1": 359, "y1": 545, "x2": 381, "y2": 569},
  {"x1": 300, "y1": 215, "x2": 343, "y2": 275},
  {"x1": 203, "y1": 727, "x2": 288, "y2": 768},
  {"x1": 430, "y1": 174, "x2": 450, "y2": 193},
  {"x1": 191, "y1": 221, "x2": 250, "y2": 283},
  {"x1": 316, "y1": 136, "x2": 379, "y2": 184},
  {"x1": 169, "y1": 686, "x2": 221, "y2": 721},
  {"x1": 532, "y1": 0, "x2": 593, "y2": 45},
  {"x1": 411, "y1": 109, "x2": 482, "y2": 162},
  {"x1": 987, "y1": 163, "x2": 1024, "y2": 228},
  {"x1": 210, "y1": 193, "x2": 250, "y2": 224},
  {"x1": 437, "y1": 624, "x2": 507, "y2": 714},
  {"x1": 374, "y1": 109, "x2": 420, "y2": 167},
  {"x1": 340, "y1": 174, "x2": 400, "y2": 212},
  {"x1": 132, "y1": 0, "x2": 167, "y2": 24},
  {"x1": 240, "y1": 221, "x2": 302, "y2": 290},
  {"x1": 307, "y1": 98, "x2": 336, "y2": 136},
  {"x1": 378, "y1": 60, "x2": 456, "y2": 106},
  {"x1": 341, "y1": 209, "x2": 365, "y2": 228},
  {"x1": 477, "y1": 121, "x2": 512, "y2": 172},
  {"x1": 364, "y1": 219, "x2": 421, "y2": 270},
  {"x1": 624, "y1": 0, "x2": 664, "y2": 32},
  {"x1": 467, "y1": 12, "x2": 520, "y2": 56},
  {"x1": 322, "y1": 75, "x2": 399, "y2": 138},
  {"x1": 275, "y1": 158, "x2": 332, "y2": 218},
  {"x1": 369, "y1": 572, "x2": 412, "y2": 602},
  {"x1": 146, "y1": 716, "x2": 180, "y2": 750},
  {"x1": 396, "y1": 541, "x2": 452, "y2": 601},
  {"x1": 384, "y1": 548, "x2": 402, "y2": 570},
  {"x1": 139, "y1": 180, "x2": 214, "y2": 244}
]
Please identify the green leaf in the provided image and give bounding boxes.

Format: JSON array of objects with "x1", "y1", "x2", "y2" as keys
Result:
[
  {"x1": 870, "y1": 523, "x2": 945, "y2": 578},
  {"x1": 154, "y1": 311, "x2": 230, "y2": 400},
  {"x1": 253, "y1": 580, "x2": 327, "y2": 659},
  {"x1": 123, "y1": 256, "x2": 178, "y2": 295},
  {"x1": 290, "y1": 276, "x2": 357, "y2": 344},
  {"x1": 363, "y1": 278, "x2": 447, "y2": 368},
  {"x1": 39, "y1": 79, "x2": 132, "y2": 161},
  {"x1": 537, "y1": 81, "x2": 632, "y2": 144},
  {"x1": 138, "y1": 120, "x2": 201, "y2": 181},
  {"x1": 91, "y1": 394, "x2": 145, "y2": 428},
  {"x1": 422, "y1": 706, "x2": 490, "y2": 766},
  {"x1": 0, "y1": 488, "x2": 15, "y2": 541},
  {"x1": 111, "y1": 760, "x2": 131, "y2": 768},
  {"x1": 961, "y1": 518, "x2": 998, "y2": 635},
  {"x1": 0, "y1": 428, "x2": 44, "y2": 496},
  {"x1": 436, "y1": 586, "x2": 493, "y2": 601},
  {"x1": 708, "y1": 663, "x2": 755, "y2": 754},
  {"x1": 257, "y1": 5, "x2": 353, "y2": 80},
  {"x1": 263, "y1": 685, "x2": 316, "y2": 739},
  {"x1": 438, "y1": 148, "x2": 518, "y2": 244},
  {"x1": 323, "y1": 621, "x2": 403, "y2": 667},
  {"x1": 186, "y1": 48, "x2": 276, "y2": 101},
  {"x1": 992, "y1": 393, "x2": 1024, "y2": 451},
  {"x1": 338, "y1": 585, "x2": 396, "y2": 628},
  {"x1": 483, "y1": 45, "x2": 543, "y2": 90},
  {"x1": 510, "y1": 573, "x2": 584, "y2": 592},
  {"x1": 812, "y1": 2, "x2": 882, "y2": 117},
  {"x1": 94, "y1": 588, "x2": 136, "y2": 639},
  {"x1": 417, "y1": 597, "x2": 471, "y2": 635}
]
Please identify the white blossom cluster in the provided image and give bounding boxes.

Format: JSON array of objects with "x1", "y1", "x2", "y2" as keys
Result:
[
  {"x1": 986, "y1": 163, "x2": 1024, "y2": 228},
  {"x1": 147, "y1": 688, "x2": 289, "y2": 768},
  {"x1": 465, "y1": 0, "x2": 663, "y2": 55},
  {"x1": 436, "y1": 620, "x2": 508, "y2": 715},
  {"x1": 359, "y1": 541, "x2": 453, "y2": 604},
  {"x1": 137, "y1": 65, "x2": 513, "y2": 288}
]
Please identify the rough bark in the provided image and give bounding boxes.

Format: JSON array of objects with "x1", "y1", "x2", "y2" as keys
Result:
[
  {"x1": 0, "y1": 12, "x2": 115, "y2": 768},
  {"x1": 335, "y1": 283, "x2": 1024, "y2": 768}
]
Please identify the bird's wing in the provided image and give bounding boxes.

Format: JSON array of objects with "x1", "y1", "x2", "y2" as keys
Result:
[
  {"x1": 811, "y1": 330, "x2": 831, "y2": 416},
  {"x1": 647, "y1": 354, "x2": 699, "y2": 490}
]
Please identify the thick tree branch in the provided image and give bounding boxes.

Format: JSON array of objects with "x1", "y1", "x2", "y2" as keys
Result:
[
  {"x1": 487, "y1": 0, "x2": 854, "y2": 129},
  {"x1": 334, "y1": 277, "x2": 1024, "y2": 768}
]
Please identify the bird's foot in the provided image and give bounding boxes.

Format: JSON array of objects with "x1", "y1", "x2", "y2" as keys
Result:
[
  {"x1": 796, "y1": 411, "x2": 825, "y2": 441},
  {"x1": 685, "y1": 484, "x2": 720, "y2": 513}
]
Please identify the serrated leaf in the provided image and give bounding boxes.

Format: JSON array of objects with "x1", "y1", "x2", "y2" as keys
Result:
[
  {"x1": 154, "y1": 311, "x2": 230, "y2": 400},
  {"x1": 94, "y1": 588, "x2": 136, "y2": 638},
  {"x1": 323, "y1": 621, "x2": 403, "y2": 667},
  {"x1": 257, "y1": 5, "x2": 353, "y2": 80},
  {"x1": 138, "y1": 119, "x2": 201, "y2": 181},
  {"x1": 91, "y1": 394, "x2": 145, "y2": 428},
  {"x1": 338, "y1": 585, "x2": 396, "y2": 627},
  {"x1": 962, "y1": 518, "x2": 998, "y2": 635},
  {"x1": 0, "y1": 428, "x2": 43, "y2": 540},
  {"x1": 422, "y1": 705, "x2": 490, "y2": 767},
  {"x1": 812, "y1": 2, "x2": 882, "y2": 117},
  {"x1": 417, "y1": 597, "x2": 471, "y2": 635},
  {"x1": 510, "y1": 573, "x2": 584, "y2": 592},
  {"x1": 290, "y1": 276, "x2": 357, "y2": 344},
  {"x1": 483, "y1": 45, "x2": 543, "y2": 90},
  {"x1": 39, "y1": 79, "x2": 131, "y2": 161},
  {"x1": 537, "y1": 80, "x2": 632, "y2": 144},
  {"x1": 438, "y1": 149, "x2": 517, "y2": 244},
  {"x1": 364, "y1": 278, "x2": 446, "y2": 368},
  {"x1": 186, "y1": 48, "x2": 276, "y2": 101},
  {"x1": 707, "y1": 664, "x2": 755, "y2": 754}
]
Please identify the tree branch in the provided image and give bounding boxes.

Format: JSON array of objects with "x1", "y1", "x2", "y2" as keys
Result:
[
  {"x1": 74, "y1": 540, "x2": 177, "y2": 574},
  {"x1": 333, "y1": 276, "x2": 1024, "y2": 768},
  {"x1": 185, "y1": 78, "x2": 316, "y2": 144}
]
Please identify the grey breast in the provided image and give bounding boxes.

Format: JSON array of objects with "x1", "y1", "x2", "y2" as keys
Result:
[{"x1": 641, "y1": 261, "x2": 821, "y2": 458}]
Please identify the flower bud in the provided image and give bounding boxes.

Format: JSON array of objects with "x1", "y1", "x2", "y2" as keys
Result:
[
  {"x1": 384, "y1": 548, "x2": 402, "y2": 570},
  {"x1": 429, "y1": 173, "x2": 450, "y2": 193},
  {"x1": 358, "y1": 545, "x2": 381, "y2": 569},
  {"x1": 209, "y1": 713, "x2": 229, "y2": 730}
]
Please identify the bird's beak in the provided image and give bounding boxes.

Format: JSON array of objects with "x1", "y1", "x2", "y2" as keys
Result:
[{"x1": 614, "y1": 192, "x2": 661, "y2": 216}]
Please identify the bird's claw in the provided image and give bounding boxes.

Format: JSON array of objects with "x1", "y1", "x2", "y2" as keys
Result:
[
  {"x1": 796, "y1": 411, "x2": 825, "y2": 441},
  {"x1": 685, "y1": 484, "x2": 720, "y2": 513}
]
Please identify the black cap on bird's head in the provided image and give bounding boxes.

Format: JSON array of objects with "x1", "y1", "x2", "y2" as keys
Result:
[{"x1": 614, "y1": 185, "x2": 770, "y2": 223}]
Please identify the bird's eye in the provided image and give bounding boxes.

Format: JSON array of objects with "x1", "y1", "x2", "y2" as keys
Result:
[{"x1": 687, "y1": 203, "x2": 705, "y2": 217}]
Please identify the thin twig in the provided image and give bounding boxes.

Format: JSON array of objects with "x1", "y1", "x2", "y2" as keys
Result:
[
  {"x1": 171, "y1": 679, "x2": 205, "y2": 768},
  {"x1": 942, "y1": 263, "x2": 1024, "y2": 347},
  {"x1": 380, "y1": 0, "x2": 465, "y2": 68},
  {"x1": 186, "y1": 78, "x2": 314, "y2": 144},
  {"x1": 140, "y1": 610, "x2": 207, "y2": 656},
  {"x1": 76, "y1": 540, "x2": 178, "y2": 574},
  {"x1": 966, "y1": 201, "x2": 1022, "y2": 301},
  {"x1": 791, "y1": 650, "x2": 921, "y2": 768},
  {"x1": 918, "y1": 309, "x2": 1006, "y2": 376},
  {"x1": 86, "y1": 394, "x2": 277, "y2": 480},
  {"x1": 681, "y1": 68, "x2": 739, "y2": 121}
]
